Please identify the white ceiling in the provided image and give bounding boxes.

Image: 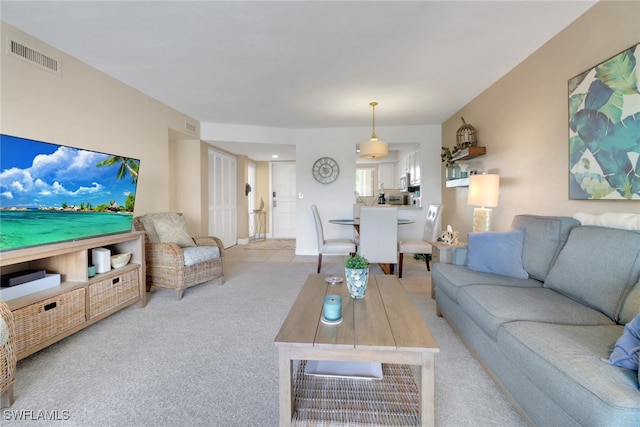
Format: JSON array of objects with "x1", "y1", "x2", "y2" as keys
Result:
[{"x1": 1, "y1": 0, "x2": 596, "y2": 160}]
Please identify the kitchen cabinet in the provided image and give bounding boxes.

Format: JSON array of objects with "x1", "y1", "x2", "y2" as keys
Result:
[
  {"x1": 398, "y1": 149, "x2": 420, "y2": 185},
  {"x1": 412, "y1": 149, "x2": 420, "y2": 184},
  {"x1": 378, "y1": 163, "x2": 396, "y2": 189}
]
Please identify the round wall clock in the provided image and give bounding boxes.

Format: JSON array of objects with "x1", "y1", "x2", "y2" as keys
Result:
[{"x1": 312, "y1": 157, "x2": 340, "y2": 184}]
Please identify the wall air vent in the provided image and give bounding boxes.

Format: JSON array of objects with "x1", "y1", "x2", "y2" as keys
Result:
[
  {"x1": 185, "y1": 121, "x2": 198, "y2": 134},
  {"x1": 8, "y1": 39, "x2": 61, "y2": 75}
]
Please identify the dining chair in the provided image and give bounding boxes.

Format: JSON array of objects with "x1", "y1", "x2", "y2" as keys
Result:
[
  {"x1": 397, "y1": 204, "x2": 442, "y2": 278},
  {"x1": 353, "y1": 203, "x2": 362, "y2": 251},
  {"x1": 359, "y1": 206, "x2": 398, "y2": 272},
  {"x1": 311, "y1": 205, "x2": 356, "y2": 273}
]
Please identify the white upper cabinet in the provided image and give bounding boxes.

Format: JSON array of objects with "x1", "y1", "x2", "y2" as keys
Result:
[
  {"x1": 398, "y1": 148, "x2": 420, "y2": 185},
  {"x1": 378, "y1": 163, "x2": 397, "y2": 189}
]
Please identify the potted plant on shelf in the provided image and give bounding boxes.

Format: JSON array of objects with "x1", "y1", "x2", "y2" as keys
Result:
[
  {"x1": 441, "y1": 146, "x2": 461, "y2": 180},
  {"x1": 345, "y1": 254, "x2": 369, "y2": 299}
]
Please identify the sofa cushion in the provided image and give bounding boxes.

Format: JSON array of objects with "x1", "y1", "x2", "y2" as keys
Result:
[
  {"x1": 498, "y1": 322, "x2": 640, "y2": 426},
  {"x1": 467, "y1": 228, "x2": 528, "y2": 279},
  {"x1": 573, "y1": 212, "x2": 640, "y2": 231},
  {"x1": 138, "y1": 212, "x2": 190, "y2": 244},
  {"x1": 511, "y1": 214, "x2": 580, "y2": 281},
  {"x1": 605, "y1": 313, "x2": 640, "y2": 371},
  {"x1": 182, "y1": 246, "x2": 220, "y2": 266},
  {"x1": 620, "y1": 278, "x2": 640, "y2": 325},
  {"x1": 458, "y1": 285, "x2": 614, "y2": 340},
  {"x1": 0, "y1": 316, "x2": 8, "y2": 346},
  {"x1": 138, "y1": 214, "x2": 163, "y2": 243},
  {"x1": 543, "y1": 226, "x2": 640, "y2": 320},
  {"x1": 432, "y1": 263, "x2": 542, "y2": 304},
  {"x1": 154, "y1": 215, "x2": 196, "y2": 247}
]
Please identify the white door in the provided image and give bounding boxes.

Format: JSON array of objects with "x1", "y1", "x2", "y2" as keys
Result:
[
  {"x1": 208, "y1": 149, "x2": 237, "y2": 248},
  {"x1": 271, "y1": 162, "x2": 296, "y2": 238},
  {"x1": 248, "y1": 162, "x2": 256, "y2": 236}
]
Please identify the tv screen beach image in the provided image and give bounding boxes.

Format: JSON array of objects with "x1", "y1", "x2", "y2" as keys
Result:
[{"x1": 0, "y1": 134, "x2": 140, "y2": 251}]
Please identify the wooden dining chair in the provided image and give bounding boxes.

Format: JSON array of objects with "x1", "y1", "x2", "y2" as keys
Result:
[
  {"x1": 397, "y1": 204, "x2": 442, "y2": 278},
  {"x1": 359, "y1": 207, "x2": 398, "y2": 273},
  {"x1": 311, "y1": 205, "x2": 356, "y2": 273}
]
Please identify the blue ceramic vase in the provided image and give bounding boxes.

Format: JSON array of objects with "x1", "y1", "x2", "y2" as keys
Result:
[{"x1": 345, "y1": 267, "x2": 368, "y2": 299}]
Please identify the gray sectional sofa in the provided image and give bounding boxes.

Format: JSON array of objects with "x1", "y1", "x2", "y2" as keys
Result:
[{"x1": 432, "y1": 214, "x2": 640, "y2": 426}]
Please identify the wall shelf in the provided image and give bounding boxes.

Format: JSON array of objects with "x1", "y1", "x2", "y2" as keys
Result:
[
  {"x1": 451, "y1": 146, "x2": 486, "y2": 162},
  {"x1": 445, "y1": 178, "x2": 470, "y2": 187}
]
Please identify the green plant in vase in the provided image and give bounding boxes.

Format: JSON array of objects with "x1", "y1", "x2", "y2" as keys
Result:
[
  {"x1": 345, "y1": 254, "x2": 369, "y2": 269},
  {"x1": 344, "y1": 254, "x2": 369, "y2": 299},
  {"x1": 441, "y1": 146, "x2": 461, "y2": 180}
]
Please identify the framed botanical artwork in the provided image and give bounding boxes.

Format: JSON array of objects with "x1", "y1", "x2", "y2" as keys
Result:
[{"x1": 568, "y1": 43, "x2": 639, "y2": 200}]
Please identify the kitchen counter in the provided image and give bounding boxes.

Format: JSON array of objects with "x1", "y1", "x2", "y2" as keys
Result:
[{"x1": 368, "y1": 204, "x2": 422, "y2": 209}]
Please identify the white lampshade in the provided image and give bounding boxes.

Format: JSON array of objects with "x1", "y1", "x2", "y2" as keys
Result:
[
  {"x1": 468, "y1": 174, "x2": 500, "y2": 207},
  {"x1": 359, "y1": 138, "x2": 389, "y2": 159},
  {"x1": 468, "y1": 174, "x2": 500, "y2": 232},
  {"x1": 359, "y1": 101, "x2": 388, "y2": 159}
]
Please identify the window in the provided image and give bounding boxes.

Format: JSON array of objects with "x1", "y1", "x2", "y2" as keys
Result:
[{"x1": 355, "y1": 165, "x2": 378, "y2": 197}]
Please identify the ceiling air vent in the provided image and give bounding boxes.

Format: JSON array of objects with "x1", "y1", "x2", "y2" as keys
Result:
[
  {"x1": 8, "y1": 39, "x2": 61, "y2": 75},
  {"x1": 185, "y1": 121, "x2": 197, "y2": 134}
]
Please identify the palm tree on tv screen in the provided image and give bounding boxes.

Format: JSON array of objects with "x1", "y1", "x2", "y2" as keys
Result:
[{"x1": 95, "y1": 156, "x2": 139, "y2": 183}]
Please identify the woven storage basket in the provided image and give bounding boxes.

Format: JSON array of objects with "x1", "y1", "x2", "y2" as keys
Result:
[
  {"x1": 88, "y1": 269, "x2": 139, "y2": 319},
  {"x1": 13, "y1": 288, "x2": 86, "y2": 355},
  {"x1": 291, "y1": 360, "x2": 419, "y2": 426}
]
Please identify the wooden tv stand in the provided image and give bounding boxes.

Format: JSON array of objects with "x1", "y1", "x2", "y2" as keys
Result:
[{"x1": 0, "y1": 231, "x2": 146, "y2": 361}]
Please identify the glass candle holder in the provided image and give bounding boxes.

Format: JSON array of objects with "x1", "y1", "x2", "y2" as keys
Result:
[{"x1": 323, "y1": 294, "x2": 342, "y2": 321}]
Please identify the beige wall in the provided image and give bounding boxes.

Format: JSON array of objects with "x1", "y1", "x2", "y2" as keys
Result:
[
  {"x1": 442, "y1": 1, "x2": 640, "y2": 238},
  {"x1": 168, "y1": 135, "x2": 207, "y2": 235},
  {"x1": 0, "y1": 22, "x2": 201, "y2": 230}
]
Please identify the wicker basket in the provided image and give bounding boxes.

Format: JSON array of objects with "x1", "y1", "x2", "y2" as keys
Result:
[
  {"x1": 291, "y1": 361, "x2": 420, "y2": 426},
  {"x1": 13, "y1": 288, "x2": 86, "y2": 355},
  {"x1": 88, "y1": 269, "x2": 139, "y2": 319},
  {"x1": 0, "y1": 301, "x2": 16, "y2": 408}
]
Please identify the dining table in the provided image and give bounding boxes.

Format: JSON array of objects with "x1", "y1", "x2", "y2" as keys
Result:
[
  {"x1": 329, "y1": 217, "x2": 414, "y2": 232},
  {"x1": 329, "y1": 217, "x2": 414, "y2": 274}
]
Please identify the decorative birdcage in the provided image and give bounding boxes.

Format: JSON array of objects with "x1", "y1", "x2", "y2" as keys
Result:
[{"x1": 456, "y1": 117, "x2": 477, "y2": 149}]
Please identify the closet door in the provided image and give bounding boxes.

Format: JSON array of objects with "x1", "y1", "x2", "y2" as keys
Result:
[{"x1": 208, "y1": 149, "x2": 237, "y2": 248}]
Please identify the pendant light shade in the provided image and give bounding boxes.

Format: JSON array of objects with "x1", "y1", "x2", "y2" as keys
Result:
[{"x1": 359, "y1": 101, "x2": 388, "y2": 159}]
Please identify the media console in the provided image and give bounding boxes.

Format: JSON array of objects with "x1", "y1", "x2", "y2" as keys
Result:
[{"x1": 0, "y1": 231, "x2": 146, "y2": 360}]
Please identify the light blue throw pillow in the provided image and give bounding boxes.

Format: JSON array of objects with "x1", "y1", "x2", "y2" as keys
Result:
[
  {"x1": 604, "y1": 313, "x2": 640, "y2": 371},
  {"x1": 466, "y1": 228, "x2": 529, "y2": 279}
]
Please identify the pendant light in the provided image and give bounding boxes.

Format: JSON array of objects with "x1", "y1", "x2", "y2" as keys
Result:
[{"x1": 359, "y1": 101, "x2": 388, "y2": 159}]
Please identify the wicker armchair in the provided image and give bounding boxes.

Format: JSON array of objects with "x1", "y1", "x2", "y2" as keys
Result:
[
  {"x1": 0, "y1": 300, "x2": 16, "y2": 408},
  {"x1": 133, "y1": 213, "x2": 225, "y2": 300}
]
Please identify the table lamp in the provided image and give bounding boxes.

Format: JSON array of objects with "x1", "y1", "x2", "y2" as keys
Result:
[{"x1": 467, "y1": 173, "x2": 500, "y2": 232}]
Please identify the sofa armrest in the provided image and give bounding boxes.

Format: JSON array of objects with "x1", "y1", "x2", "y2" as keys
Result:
[
  {"x1": 145, "y1": 242, "x2": 186, "y2": 265},
  {"x1": 193, "y1": 236, "x2": 225, "y2": 260},
  {"x1": 452, "y1": 247, "x2": 468, "y2": 266}
]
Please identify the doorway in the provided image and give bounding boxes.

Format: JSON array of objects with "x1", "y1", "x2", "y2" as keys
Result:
[
  {"x1": 271, "y1": 162, "x2": 296, "y2": 238},
  {"x1": 208, "y1": 148, "x2": 237, "y2": 248}
]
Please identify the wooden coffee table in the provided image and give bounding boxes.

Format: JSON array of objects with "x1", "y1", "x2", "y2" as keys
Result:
[{"x1": 274, "y1": 274, "x2": 439, "y2": 426}]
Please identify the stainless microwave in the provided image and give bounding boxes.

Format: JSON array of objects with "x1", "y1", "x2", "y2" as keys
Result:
[{"x1": 399, "y1": 172, "x2": 410, "y2": 192}]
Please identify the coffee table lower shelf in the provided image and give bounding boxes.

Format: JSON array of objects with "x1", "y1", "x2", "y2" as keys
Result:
[{"x1": 291, "y1": 360, "x2": 420, "y2": 426}]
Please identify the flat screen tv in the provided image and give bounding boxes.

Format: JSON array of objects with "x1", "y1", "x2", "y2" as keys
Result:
[{"x1": 0, "y1": 134, "x2": 141, "y2": 252}]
